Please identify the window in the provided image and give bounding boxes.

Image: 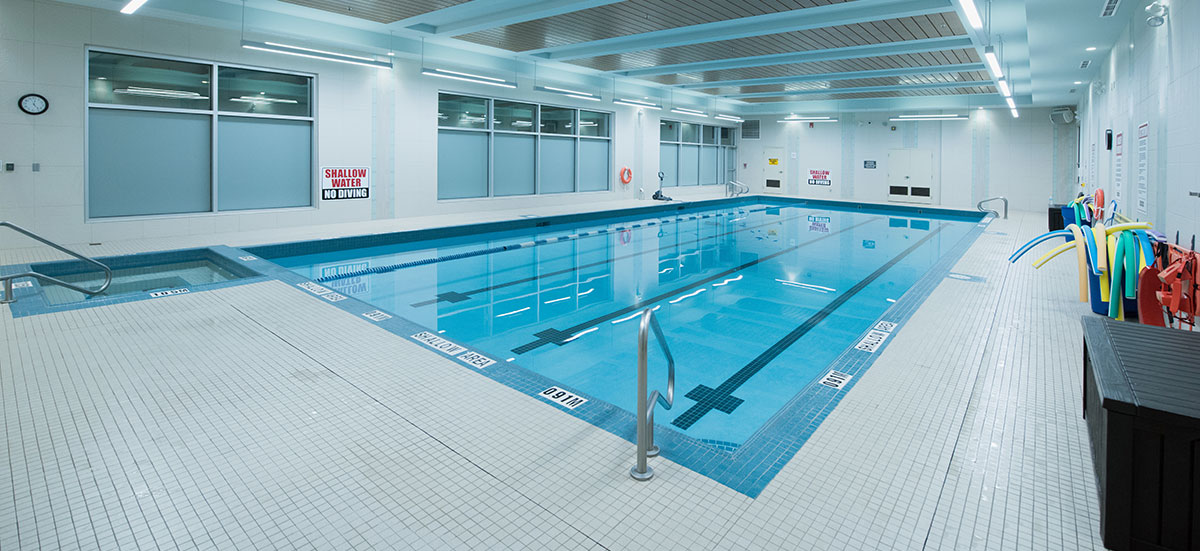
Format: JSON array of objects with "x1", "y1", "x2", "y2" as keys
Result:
[
  {"x1": 658, "y1": 120, "x2": 737, "y2": 188},
  {"x1": 86, "y1": 50, "x2": 314, "y2": 218},
  {"x1": 437, "y1": 93, "x2": 613, "y2": 199}
]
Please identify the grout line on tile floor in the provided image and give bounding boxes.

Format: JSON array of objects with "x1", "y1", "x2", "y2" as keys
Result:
[{"x1": 225, "y1": 303, "x2": 614, "y2": 551}]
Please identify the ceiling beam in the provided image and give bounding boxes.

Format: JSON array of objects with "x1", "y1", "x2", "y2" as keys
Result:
[
  {"x1": 526, "y1": 0, "x2": 956, "y2": 61},
  {"x1": 398, "y1": 0, "x2": 620, "y2": 36},
  {"x1": 676, "y1": 63, "x2": 986, "y2": 90},
  {"x1": 723, "y1": 80, "x2": 994, "y2": 99},
  {"x1": 614, "y1": 36, "x2": 974, "y2": 78},
  {"x1": 735, "y1": 93, "x2": 1029, "y2": 115}
]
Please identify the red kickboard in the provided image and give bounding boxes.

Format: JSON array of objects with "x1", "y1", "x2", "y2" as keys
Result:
[{"x1": 1138, "y1": 267, "x2": 1167, "y2": 327}]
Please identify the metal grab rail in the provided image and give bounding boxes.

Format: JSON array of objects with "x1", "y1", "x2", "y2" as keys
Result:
[
  {"x1": 630, "y1": 308, "x2": 675, "y2": 481},
  {"x1": 0, "y1": 222, "x2": 112, "y2": 304},
  {"x1": 977, "y1": 196, "x2": 1009, "y2": 219},
  {"x1": 726, "y1": 180, "x2": 749, "y2": 197}
]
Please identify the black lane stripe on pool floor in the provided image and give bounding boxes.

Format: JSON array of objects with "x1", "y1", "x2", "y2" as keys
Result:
[
  {"x1": 410, "y1": 207, "x2": 798, "y2": 307},
  {"x1": 671, "y1": 223, "x2": 946, "y2": 430},
  {"x1": 510, "y1": 217, "x2": 883, "y2": 355}
]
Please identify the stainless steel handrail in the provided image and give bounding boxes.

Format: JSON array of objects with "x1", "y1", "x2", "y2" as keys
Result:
[
  {"x1": 977, "y1": 196, "x2": 1009, "y2": 219},
  {"x1": 630, "y1": 308, "x2": 675, "y2": 481},
  {"x1": 0, "y1": 222, "x2": 112, "y2": 304},
  {"x1": 727, "y1": 180, "x2": 749, "y2": 197}
]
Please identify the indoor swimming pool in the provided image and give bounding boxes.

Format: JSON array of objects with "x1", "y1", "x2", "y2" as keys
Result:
[{"x1": 267, "y1": 200, "x2": 985, "y2": 453}]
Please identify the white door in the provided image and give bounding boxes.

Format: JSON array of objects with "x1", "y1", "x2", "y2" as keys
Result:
[
  {"x1": 763, "y1": 147, "x2": 785, "y2": 194},
  {"x1": 887, "y1": 149, "x2": 934, "y2": 204}
]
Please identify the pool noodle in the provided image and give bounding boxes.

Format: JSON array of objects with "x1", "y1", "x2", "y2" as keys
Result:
[
  {"x1": 1032, "y1": 241, "x2": 1077, "y2": 268},
  {"x1": 1008, "y1": 229, "x2": 1071, "y2": 262},
  {"x1": 1098, "y1": 230, "x2": 1112, "y2": 303},
  {"x1": 1083, "y1": 224, "x2": 1101, "y2": 275},
  {"x1": 1069, "y1": 224, "x2": 1089, "y2": 301},
  {"x1": 1123, "y1": 232, "x2": 1137, "y2": 299},
  {"x1": 1110, "y1": 235, "x2": 1125, "y2": 318}
]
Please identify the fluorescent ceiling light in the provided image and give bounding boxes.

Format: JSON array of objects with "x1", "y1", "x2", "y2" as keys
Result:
[
  {"x1": 1005, "y1": 97, "x2": 1016, "y2": 109},
  {"x1": 1010, "y1": 108, "x2": 1020, "y2": 118},
  {"x1": 983, "y1": 46, "x2": 1003, "y2": 78},
  {"x1": 896, "y1": 114, "x2": 962, "y2": 119},
  {"x1": 230, "y1": 95, "x2": 299, "y2": 104},
  {"x1": 422, "y1": 67, "x2": 516, "y2": 88},
  {"x1": 889, "y1": 116, "x2": 968, "y2": 121},
  {"x1": 535, "y1": 85, "x2": 599, "y2": 101},
  {"x1": 614, "y1": 98, "x2": 662, "y2": 110},
  {"x1": 242, "y1": 40, "x2": 392, "y2": 69},
  {"x1": 113, "y1": 86, "x2": 207, "y2": 99},
  {"x1": 779, "y1": 115, "x2": 837, "y2": 123},
  {"x1": 958, "y1": 0, "x2": 984, "y2": 29},
  {"x1": 120, "y1": 0, "x2": 149, "y2": 14},
  {"x1": 997, "y1": 78, "x2": 1012, "y2": 97},
  {"x1": 1074, "y1": 81, "x2": 1084, "y2": 85},
  {"x1": 670, "y1": 107, "x2": 707, "y2": 117},
  {"x1": 714, "y1": 114, "x2": 744, "y2": 122},
  {"x1": 1086, "y1": 46, "x2": 1097, "y2": 51}
]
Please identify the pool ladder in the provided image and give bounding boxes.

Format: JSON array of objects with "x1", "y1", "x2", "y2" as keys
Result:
[
  {"x1": 630, "y1": 308, "x2": 675, "y2": 481},
  {"x1": 0, "y1": 221, "x2": 112, "y2": 304},
  {"x1": 727, "y1": 180, "x2": 750, "y2": 197},
  {"x1": 977, "y1": 196, "x2": 1009, "y2": 219}
]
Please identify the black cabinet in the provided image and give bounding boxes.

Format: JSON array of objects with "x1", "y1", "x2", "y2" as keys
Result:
[{"x1": 1081, "y1": 317, "x2": 1200, "y2": 551}]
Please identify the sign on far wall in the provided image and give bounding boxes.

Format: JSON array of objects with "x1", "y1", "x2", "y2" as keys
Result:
[
  {"x1": 863, "y1": 160, "x2": 877, "y2": 169},
  {"x1": 808, "y1": 168, "x2": 832, "y2": 186},
  {"x1": 321, "y1": 167, "x2": 370, "y2": 200}
]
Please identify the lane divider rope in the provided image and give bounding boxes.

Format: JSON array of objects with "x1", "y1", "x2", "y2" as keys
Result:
[{"x1": 313, "y1": 209, "x2": 751, "y2": 283}]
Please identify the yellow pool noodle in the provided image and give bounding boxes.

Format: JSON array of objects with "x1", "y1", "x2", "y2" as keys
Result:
[
  {"x1": 1105, "y1": 222, "x2": 1152, "y2": 234},
  {"x1": 1033, "y1": 241, "x2": 1077, "y2": 268}
]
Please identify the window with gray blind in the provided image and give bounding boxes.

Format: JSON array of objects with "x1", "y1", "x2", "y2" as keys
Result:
[
  {"x1": 87, "y1": 49, "x2": 314, "y2": 218},
  {"x1": 658, "y1": 120, "x2": 737, "y2": 188},
  {"x1": 437, "y1": 93, "x2": 613, "y2": 199}
]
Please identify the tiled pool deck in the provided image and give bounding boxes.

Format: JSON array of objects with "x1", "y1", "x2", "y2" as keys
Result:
[{"x1": 1, "y1": 200, "x2": 1104, "y2": 550}]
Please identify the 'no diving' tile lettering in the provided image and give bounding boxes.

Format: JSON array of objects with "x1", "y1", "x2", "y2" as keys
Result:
[
  {"x1": 321, "y1": 292, "x2": 347, "y2": 302},
  {"x1": 873, "y1": 321, "x2": 897, "y2": 332},
  {"x1": 411, "y1": 331, "x2": 466, "y2": 355},
  {"x1": 149, "y1": 288, "x2": 190, "y2": 298},
  {"x1": 539, "y1": 387, "x2": 588, "y2": 409},
  {"x1": 238, "y1": 255, "x2": 257, "y2": 262}
]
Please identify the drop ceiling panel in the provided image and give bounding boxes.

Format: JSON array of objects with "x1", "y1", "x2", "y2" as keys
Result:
[
  {"x1": 571, "y1": 14, "x2": 964, "y2": 72},
  {"x1": 645, "y1": 49, "x2": 982, "y2": 86},
  {"x1": 455, "y1": 0, "x2": 853, "y2": 53},
  {"x1": 279, "y1": 0, "x2": 470, "y2": 24}
]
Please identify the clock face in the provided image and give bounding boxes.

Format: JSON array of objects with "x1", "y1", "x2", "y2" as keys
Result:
[{"x1": 19, "y1": 94, "x2": 48, "y2": 115}]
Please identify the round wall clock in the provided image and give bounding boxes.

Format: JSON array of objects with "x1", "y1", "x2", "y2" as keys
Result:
[{"x1": 19, "y1": 94, "x2": 48, "y2": 115}]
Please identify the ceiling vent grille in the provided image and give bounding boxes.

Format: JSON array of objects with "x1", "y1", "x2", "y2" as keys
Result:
[
  {"x1": 1100, "y1": 0, "x2": 1121, "y2": 17},
  {"x1": 742, "y1": 120, "x2": 761, "y2": 140},
  {"x1": 1080, "y1": 60, "x2": 1092, "y2": 69}
]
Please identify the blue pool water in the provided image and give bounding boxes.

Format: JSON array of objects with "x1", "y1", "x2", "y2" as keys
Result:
[{"x1": 273, "y1": 202, "x2": 981, "y2": 448}]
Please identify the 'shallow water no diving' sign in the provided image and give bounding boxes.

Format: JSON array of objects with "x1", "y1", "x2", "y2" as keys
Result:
[{"x1": 321, "y1": 167, "x2": 370, "y2": 200}]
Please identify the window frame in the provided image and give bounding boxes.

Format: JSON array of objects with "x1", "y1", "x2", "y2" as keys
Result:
[
  {"x1": 659, "y1": 119, "x2": 738, "y2": 187},
  {"x1": 84, "y1": 46, "x2": 318, "y2": 221},
  {"x1": 436, "y1": 90, "x2": 614, "y2": 200}
]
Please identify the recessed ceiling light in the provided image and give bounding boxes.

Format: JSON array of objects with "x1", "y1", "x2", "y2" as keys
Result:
[
  {"x1": 1074, "y1": 81, "x2": 1083, "y2": 85},
  {"x1": 1086, "y1": 46, "x2": 1097, "y2": 51}
]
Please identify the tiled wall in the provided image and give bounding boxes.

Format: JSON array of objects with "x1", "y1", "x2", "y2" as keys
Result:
[
  {"x1": 735, "y1": 109, "x2": 1076, "y2": 213},
  {"x1": 1077, "y1": 0, "x2": 1200, "y2": 238},
  {"x1": 0, "y1": 0, "x2": 682, "y2": 250}
]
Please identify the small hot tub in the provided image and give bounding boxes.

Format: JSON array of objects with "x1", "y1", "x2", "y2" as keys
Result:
[{"x1": 29, "y1": 248, "x2": 259, "y2": 306}]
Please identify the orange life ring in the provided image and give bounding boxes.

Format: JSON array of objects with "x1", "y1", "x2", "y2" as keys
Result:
[
  {"x1": 619, "y1": 229, "x2": 632, "y2": 244},
  {"x1": 620, "y1": 167, "x2": 633, "y2": 184}
]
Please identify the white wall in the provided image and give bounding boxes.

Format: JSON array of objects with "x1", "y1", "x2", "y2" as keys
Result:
[
  {"x1": 0, "y1": 0, "x2": 696, "y2": 249},
  {"x1": 736, "y1": 108, "x2": 1077, "y2": 213},
  {"x1": 1076, "y1": 0, "x2": 1200, "y2": 239}
]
